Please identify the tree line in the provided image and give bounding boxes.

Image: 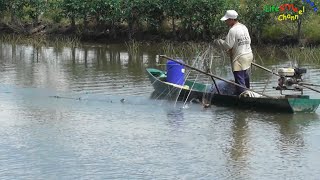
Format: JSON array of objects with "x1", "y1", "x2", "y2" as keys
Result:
[{"x1": 0, "y1": 0, "x2": 318, "y2": 44}]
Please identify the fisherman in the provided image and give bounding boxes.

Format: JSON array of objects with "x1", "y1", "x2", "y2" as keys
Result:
[{"x1": 214, "y1": 10, "x2": 253, "y2": 95}]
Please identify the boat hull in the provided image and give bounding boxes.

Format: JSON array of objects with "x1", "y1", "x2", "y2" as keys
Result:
[{"x1": 146, "y1": 68, "x2": 320, "y2": 113}]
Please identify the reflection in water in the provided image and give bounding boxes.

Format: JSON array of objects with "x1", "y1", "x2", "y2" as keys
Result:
[
  {"x1": 224, "y1": 109, "x2": 250, "y2": 179},
  {"x1": 1, "y1": 41, "x2": 320, "y2": 179},
  {"x1": 0, "y1": 42, "x2": 156, "y2": 95},
  {"x1": 214, "y1": 109, "x2": 319, "y2": 179},
  {"x1": 270, "y1": 113, "x2": 319, "y2": 152},
  {"x1": 222, "y1": 110, "x2": 320, "y2": 179},
  {"x1": 229, "y1": 110, "x2": 249, "y2": 162},
  {"x1": 228, "y1": 112, "x2": 319, "y2": 158}
]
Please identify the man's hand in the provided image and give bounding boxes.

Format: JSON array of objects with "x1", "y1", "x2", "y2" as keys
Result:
[{"x1": 214, "y1": 39, "x2": 224, "y2": 46}]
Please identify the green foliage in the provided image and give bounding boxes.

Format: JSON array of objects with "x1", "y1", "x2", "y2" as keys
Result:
[
  {"x1": 262, "y1": 24, "x2": 287, "y2": 39},
  {"x1": 239, "y1": 0, "x2": 271, "y2": 43},
  {"x1": 139, "y1": 0, "x2": 164, "y2": 31},
  {"x1": 45, "y1": 0, "x2": 64, "y2": 23},
  {"x1": 303, "y1": 14, "x2": 320, "y2": 42},
  {"x1": 6, "y1": 0, "x2": 28, "y2": 19},
  {"x1": 121, "y1": 0, "x2": 143, "y2": 25},
  {"x1": 59, "y1": 0, "x2": 87, "y2": 20},
  {"x1": 162, "y1": 0, "x2": 183, "y2": 19},
  {"x1": 178, "y1": 0, "x2": 226, "y2": 39},
  {"x1": 89, "y1": 0, "x2": 122, "y2": 25},
  {"x1": 0, "y1": 0, "x2": 7, "y2": 15},
  {"x1": 0, "y1": 0, "x2": 319, "y2": 43},
  {"x1": 23, "y1": 0, "x2": 47, "y2": 23}
]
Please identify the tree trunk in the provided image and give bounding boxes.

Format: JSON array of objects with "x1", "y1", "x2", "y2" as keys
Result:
[
  {"x1": 128, "y1": 7, "x2": 138, "y2": 40},
  {"x1": 71, "y1": 16, "x2": 76, "y2": 29},
  {"x1": 111, "y1": 22, "x2": 117, "y2": 39},
  {"x1": 257, "y1": 29, "x2": 262, "y2": 45},
  {"x1": 71, "y1": 47, "x2": 76, "y2": 63},
  {"x1": 297, "y1": 18, "x2": 302, "y2": 46},
  {"x1": 83, "y1": 16, "x2": 89, "y2": 34},
  {"x1": 84, "y1": 47, "x2": 88, "y2": 68},
  {"x1": 172, "y1": 17, "x2": 176, "y2": 40},
  {"x1": 128, "y1": 21, "x2": 133, "y2": 40},
  {"x1": 203, "y1": 24, "x2": 210, "y2": 40},
  {"x1": 10, "y1": 12, "x2": 18, "y2": 25}
]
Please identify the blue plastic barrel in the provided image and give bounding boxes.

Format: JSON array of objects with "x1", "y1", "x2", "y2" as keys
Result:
[{"x1": 166, "y1": 59, "x2": 185, "y2": 85}]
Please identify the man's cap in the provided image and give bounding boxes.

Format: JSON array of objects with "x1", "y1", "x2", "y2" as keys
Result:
[{"x1": 220, "y1": 10, "x2": 238, "y2": 21}]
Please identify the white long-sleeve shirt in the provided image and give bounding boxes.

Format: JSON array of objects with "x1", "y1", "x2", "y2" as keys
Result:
[{"x1": 220, "y1": 22, "x2": 253, "y2": 71}]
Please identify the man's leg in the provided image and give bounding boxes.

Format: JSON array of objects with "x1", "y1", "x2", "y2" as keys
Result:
[
  {"x1": 233, "y1": 70, "x2": 246, "y2": 95},
  {"x1": 244, "y1": 69, "x2": 250, "y2": 88}
]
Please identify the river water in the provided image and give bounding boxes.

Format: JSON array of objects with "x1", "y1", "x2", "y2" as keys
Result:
[{"x1": 0, "y1": 42, "x2": 319, "y2": 179}]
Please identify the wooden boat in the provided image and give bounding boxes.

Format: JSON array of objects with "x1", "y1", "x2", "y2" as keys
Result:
[{"x1": 146, "y1": 68, "x2": 320, "y2": 113}]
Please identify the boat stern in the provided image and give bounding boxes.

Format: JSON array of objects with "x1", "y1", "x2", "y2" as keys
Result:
[{"x1": 288, "y1": 97, "x2": 320, "y2": 113}]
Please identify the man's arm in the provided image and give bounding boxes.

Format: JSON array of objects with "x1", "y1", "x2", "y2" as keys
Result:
[
  {"x1": 227, "y1": 48, "x2": 233, "y2": 60},
  {"x1": 214, "y1": 39, "x2": 230, "y2": 51}
]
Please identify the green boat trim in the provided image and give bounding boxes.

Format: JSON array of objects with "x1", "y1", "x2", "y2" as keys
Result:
[{"x1": 146, "y1": 68, "x2": 320, "y2": 113}]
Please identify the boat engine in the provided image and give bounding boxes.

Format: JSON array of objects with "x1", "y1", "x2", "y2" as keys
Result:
[{"x1": 275, "y1": 67, "x2": 307, "y2": 94}]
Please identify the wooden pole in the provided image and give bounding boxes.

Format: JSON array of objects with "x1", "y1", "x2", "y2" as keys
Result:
[
  {"x1": 300, "y1": 84, "x2": 320, "y2": 93},
  {"x1": 208, "y1": 55, "x2": 221, "y2": 94},
  {"x1": 299, "y1": 82, "x2": 320, "y2": 87},
  {"x1": 159, "y1": 55, "x2": 274, "y2": 98},
  {"x1": 210, "y1": 75, "x2": 221, "y2": 94},
  {"x1": 251, "y1": 62, "x2": 280, "y2": 76}
]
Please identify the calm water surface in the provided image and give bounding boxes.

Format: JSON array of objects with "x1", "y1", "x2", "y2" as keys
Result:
[{"x1": 0, "y1": 42, "x2": 319, "y2": 179}]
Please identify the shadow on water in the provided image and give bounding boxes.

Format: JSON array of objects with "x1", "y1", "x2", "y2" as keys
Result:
[
  {"x1": 166, "y1": 107, "x2": 185, "y2": 128},
  {"x1": 150, "y1": 90, "x2": 201, "y2": 127}
]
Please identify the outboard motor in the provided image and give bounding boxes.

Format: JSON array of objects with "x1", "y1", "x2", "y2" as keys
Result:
[{"x1": 276, "y1": 67, "x2": 307, "y2": 94}]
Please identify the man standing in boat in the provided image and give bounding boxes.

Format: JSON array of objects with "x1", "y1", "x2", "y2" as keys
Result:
[{"x1": 215, "y1": 10, "x2": 253, "y2": 95}]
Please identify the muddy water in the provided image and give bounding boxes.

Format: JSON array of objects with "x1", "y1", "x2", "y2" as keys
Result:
[{"x1": 0, "y1": 42, "x2": 319, "y2": 179}]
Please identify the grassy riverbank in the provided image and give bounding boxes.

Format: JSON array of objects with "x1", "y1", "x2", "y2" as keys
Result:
[{"x1": 1, "y1": 33, "x2": 319, "y2": 64}]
